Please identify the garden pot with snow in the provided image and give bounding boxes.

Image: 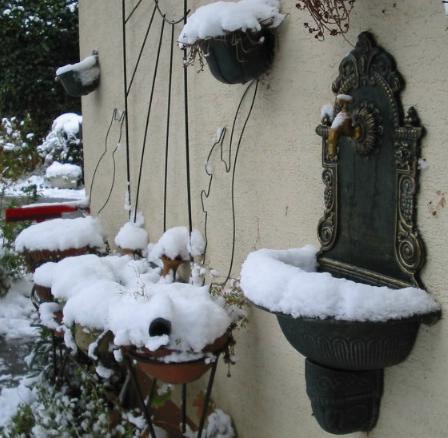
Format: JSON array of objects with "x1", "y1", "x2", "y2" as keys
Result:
[
  {"x1": 15, "y1": 216, "x2": 106, "y2": 272},
  {"x1": 56, "y1": 51, "x2": 100, "y2": 97},
  {"x1": 179, "y1": 0, "x2": 284, "y2": 85},
  {"x1": 74, "y1": 324, "x2": 114, "y2": 362},
  {"x1": 124, "y1": 331, "x2": 231, "y2": 385}
]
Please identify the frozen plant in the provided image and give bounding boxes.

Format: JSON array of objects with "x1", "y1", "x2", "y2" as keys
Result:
[{"x1": 37, "y1": 113, "x2": 83, "y2": 168}]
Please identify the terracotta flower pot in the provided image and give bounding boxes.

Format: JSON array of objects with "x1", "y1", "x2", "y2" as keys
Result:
[
  {"x1": 73, "y1": 324, "x2": 114, "y2": 361},
  {"x1": 53, "y1": 310, "x2": 64, "y2": 338},
  {"x1": 161, "y1": 256, "x2": 185, "y2": 278},
  {"x1": 124, "y1": 332, "x2": 230, "y2": 385},
  {"x1": 22, "y1": 246, "x2": 97, "y2": 272},
  {"x1": 34, "y1": 284, "x2": 53, "y2": 303}
]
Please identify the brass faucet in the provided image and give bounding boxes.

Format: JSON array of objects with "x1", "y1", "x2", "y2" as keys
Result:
[{"x1": 327, "y1": 95, "x2": 362, "y2": 159}]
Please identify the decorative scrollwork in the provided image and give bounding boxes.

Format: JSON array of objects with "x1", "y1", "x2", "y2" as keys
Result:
[
  {"x1": 318, "y1": 168, "x2": 337, "y2": 249},
  {"x1": 351, "y1": 102, "x2": 383, "y2": 156},
  {"x1": 315, "y1": 33, "x2": 426, "y2": 287}
]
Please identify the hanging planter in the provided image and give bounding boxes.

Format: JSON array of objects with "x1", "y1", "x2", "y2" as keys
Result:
[
  {"x1": 179, "y1": 0, "x2": 285, "y2": 84},
  {"x1": 197, "y1": 29, "x2": 276, "y2": 85},
  {"x1": 56, "y1": 51, "x2": 100, "y2": 97}
]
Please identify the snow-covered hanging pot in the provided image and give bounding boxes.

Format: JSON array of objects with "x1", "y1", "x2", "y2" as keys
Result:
[
  {"x1": 200, "y1": 29, "x2": 276, "y2": 84},
  {"x1": 179, "y1": 0, "x2": 285, "y2": 84},
  {"x1": 56, "y1": 51, "x2": 100, "y2": 97}
]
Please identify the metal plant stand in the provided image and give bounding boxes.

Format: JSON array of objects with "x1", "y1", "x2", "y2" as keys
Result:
[{"x1": 124, "y1": 352, "x2": 222, "y2": 438}]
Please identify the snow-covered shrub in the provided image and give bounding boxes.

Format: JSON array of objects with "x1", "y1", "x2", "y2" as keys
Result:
[
  {"x1": 0, "y1": 116, "x2": 39, "y2": 181},
  {"x1": 37, "y1": 113, "x2": 83, "y2": 168},
  {"x1": 0, "y1": 367, "x2": 141, "y2": 438}
]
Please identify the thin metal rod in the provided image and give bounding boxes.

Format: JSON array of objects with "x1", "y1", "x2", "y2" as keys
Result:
[
  {"x1": 163, "y1": 24, "x2": 175, "y2": 232},
  {"x1": 225, "y1": 81, "x2": 259, "y2": 283},
  {"x1": 197, "y1": 355, "x2": 220, "y2": 438},
  {"x1": 182, "y1": 384, "x2": 187, "y2": 433},
  {"x1": 126, "y1": 356, "x2": 157, "y2": 438},
  {"x1": 183, "y1": 0, "x2": 193, "y2": 233},
  {"x1": 122, "y1": 0, "x2": 132, "y2": 219},
  {"x1": 153, "y1": 0, "x2": 190, "y2": 24},
  {"x1": 125, "y1": 0, "x2": 144, "y2": 23},
  {"x1": 127, "y1": 4, "x2": 158, "y2": 96},
  {"x1": 134, "y1": 17, "x2": 166, "y2": 221}
]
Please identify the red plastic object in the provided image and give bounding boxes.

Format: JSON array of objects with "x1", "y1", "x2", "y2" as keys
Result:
[{"x1": 5, "y1": 204, "x2": 89, "y2": 222}]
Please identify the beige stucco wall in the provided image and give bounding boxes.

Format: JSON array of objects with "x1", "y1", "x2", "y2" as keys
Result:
[{"x1": 79, "y1": 1, "x2": 448, "y2": 437}]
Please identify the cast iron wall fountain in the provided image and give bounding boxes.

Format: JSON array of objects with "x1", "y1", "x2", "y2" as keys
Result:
[{"x1": 274, "y1": 32, "x2": 440, "y2": 435}]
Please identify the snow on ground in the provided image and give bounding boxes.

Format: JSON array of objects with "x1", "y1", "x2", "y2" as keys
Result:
[
  {"x1": 0, "y1": 278, "x2": 38, "y2": 428},
  {"x1": 1, "y1": 174, "x2": 85, "y2": 200},
  {"x1": 0, "y1": 278, "x2": 37, "y2": 340},
  {"x1": 241, "y1": 246, "x2": 441, "y2": 321},
  {"x1": 0, "y1": 376, "x2": 36, "y2": 428}
]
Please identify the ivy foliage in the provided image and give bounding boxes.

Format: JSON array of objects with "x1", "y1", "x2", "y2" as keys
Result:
[{"x1": 0, "y1": 0, "x2": 81, "y2": 137}]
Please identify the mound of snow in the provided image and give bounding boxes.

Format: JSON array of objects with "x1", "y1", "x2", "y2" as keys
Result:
[
  {"x1": 241, "y1": 246, "x2": 440, "y2": 321},
  {"x1": 15, "y1": 216, "x2": 105, "y2": 252},
  {"x1": 115, "y1": 213, "x2": 149, "y2": 251},
  {"x1": 45, "y1": 161, "x2": 82, "y2": 180},
  {"x1": 149, "y1": 227, "x2": 205, "y2": 261},
  {"x1": 179, "y1": 0, "x2": 284, "y2": 46}
]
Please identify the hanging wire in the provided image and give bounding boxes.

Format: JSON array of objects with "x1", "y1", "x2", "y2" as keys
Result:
[
  {"x1": 182, "y1": 0, "x2": 193, "y2": 234},
  {"x1": 124, "y1": 0, "x2": 145, "y2": 23},
  {"x1": 126, "y1": 4, "x2": 158, "y2": 96},
  {"x1": 163, "y1": 24, "x2": 175, "y2": 233},
  {"x1": 201, "y1": 80, "x2": 259, "y2": 285},
  {"x1": 154, "y1": 0, "x2": 190, "y2": 25},
  {"x1": 134, "y1": 16, "x2": 166, "y2": 222},
  {"x1": 122, "y1": 0, "x2": 132, "y2": 219},
  {"x1": 89, "y1": 109, "x2": 126, "y2": 214}
]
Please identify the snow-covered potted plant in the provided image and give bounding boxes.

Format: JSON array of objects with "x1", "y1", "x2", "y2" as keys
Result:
[
  {"x1": 114, "y1": 214, "x2": 149, "y2": 258},
  {"x1": 179, "y1": 0, "x2": 285, "y2": 84},
  {"x1": 148, "y1": 226, "x2": 205, "y2": 280},
  {"x1": 56, "y1": 51, "x2": 100, "y2": 97},
  {"x1": 15, "y1": 216, "x2": 106, "y2": 272}
]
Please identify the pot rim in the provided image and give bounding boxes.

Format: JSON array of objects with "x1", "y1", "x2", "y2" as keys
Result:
[{"x1": 252, "y1": 301, "x2": 441, "y2": 326}]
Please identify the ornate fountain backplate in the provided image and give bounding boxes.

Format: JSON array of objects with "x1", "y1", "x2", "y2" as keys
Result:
[{"x1": 316, "y1": 32, "x2": 425, "y2": 289}]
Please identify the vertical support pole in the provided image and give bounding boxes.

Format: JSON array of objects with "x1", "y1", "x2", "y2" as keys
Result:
[
  {"x1": 126, "y1": 356, "x2": 157, "y2": 438},
  {"x1": 182, "y1": 0, "x2": 192, "y2": 234},
  {"x1": 182, "y1": 383, "x2": 187, "y2": 434},
  {"x1": 121, "y1": 0, "x2": 132, "y2": 219},
  {"x1": 197, "y1": 354, "x2": 220, "y2": 438}
]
